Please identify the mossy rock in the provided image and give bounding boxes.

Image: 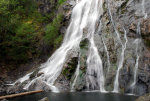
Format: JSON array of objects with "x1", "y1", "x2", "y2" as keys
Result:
[
  {"x1": 80, "y1": 38, "x2": 89, "y2": 49},
  {"x1": 62, "y1": 57, "x2": 78, "y2": 80}
]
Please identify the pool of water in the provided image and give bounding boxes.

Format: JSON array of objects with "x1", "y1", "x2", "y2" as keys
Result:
[{"x1": 10, "y1": 92, "x2": 138, "y2": 101}]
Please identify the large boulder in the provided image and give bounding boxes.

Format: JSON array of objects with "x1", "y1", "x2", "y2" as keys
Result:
[{"x1": 135, "y1": 93, "x2": 150, "y2": 101}]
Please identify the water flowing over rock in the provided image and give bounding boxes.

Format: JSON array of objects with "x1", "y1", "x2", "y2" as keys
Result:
[{"x1": 6, "y1": 0, "x2": 150, "y2": 96}]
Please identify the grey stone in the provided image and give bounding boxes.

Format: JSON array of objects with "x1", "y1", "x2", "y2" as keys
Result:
[{"x1": 38, "y1": 97, "x2": 49, "y2": 101}]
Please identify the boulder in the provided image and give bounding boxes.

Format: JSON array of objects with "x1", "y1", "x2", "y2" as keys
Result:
[
  {"x1": 38, "y1": 97, "x2": 49, "y2": 101},
  {"x1": 6, "y1": 85, "x2": 26, "y2": 94},
  {"x1": 135, "y1": 93, "x2": 150, "y2": 101},
  {"x1": 1, "y1": 99, "x2": 9, "y2": 101},
  {"x1": 27, "y1": 79, "x2": 52, "y2": 92}
]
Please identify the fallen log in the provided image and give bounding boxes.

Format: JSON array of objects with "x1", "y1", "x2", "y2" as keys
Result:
[{"x1": 0, "y1": 90, "x2": 43, "y2": 100}]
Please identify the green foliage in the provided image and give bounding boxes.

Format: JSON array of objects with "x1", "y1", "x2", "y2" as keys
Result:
[
  {"x1": 0, "y1": 0, "x2": 65, "y2": 64},
  {"x1": 58, "y1": 0, "x2": 67, "y2": 5},
  {"x1": 44, "y1": 14, "x2": 64, "y2": 48},
  {"x1": 0, "y1": 0, "x2": 45, "y2": 63},
  {"x1": 62, "y1": 57, "x2": 78, "y2": 80},
  {"x1": 54, "y1": 35, "x2": 63, "y2": 48}
]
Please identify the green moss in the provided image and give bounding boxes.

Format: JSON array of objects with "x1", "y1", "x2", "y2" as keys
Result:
[
  {"x1": 62, "y1": 57, "x2": 78, "y2": 80},
  {"x1": 58, "y1": 0, "x2": 67, "y2": 5},
  {"x1": 29, "y1": 68, "x2": 40, "y2": 80},
  {"x1": 79, "y1": 38, "x2": 89, "y2": 49},
  {"x1": 103, "y1": 1, "x2": 107, "y2": 13},
  {"x1": 106, "y1": 27, "x2": 110, "y2": 33},
  {"x1": 144, "y1": 39, "x2": 150, "y2": 47},
  {"x1": 120, "y1": 88, "x2": 125, "y2": 93}
]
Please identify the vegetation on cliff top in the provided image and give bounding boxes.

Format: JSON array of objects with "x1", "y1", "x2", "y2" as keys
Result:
[{"x1": 0, "y1": 0, "x2": 65, "y2": 66}]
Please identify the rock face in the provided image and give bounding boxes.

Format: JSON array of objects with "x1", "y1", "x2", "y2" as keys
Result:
[
  {"x1": 55, "y1": 56, "x2": 78, "y2": 91},
  {"x1": 130, "y1": 17, "x2": 150, "y2": 47},
  {"x1": 96, "y1": 0, "x2": 150, "y2": 95},
  {"x1": 72, "y1": 39, "x2": 89, "y2": 91}
]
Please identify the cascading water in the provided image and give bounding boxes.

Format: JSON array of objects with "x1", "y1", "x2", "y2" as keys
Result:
[
  {"x1": 98, "y1": 20, "x2": 110, "y2": 74},
  {"x1": 22, "y1": 0, "x2": 89, "y2": 91},
  {"x1": 14, "y1": 0, "x2": 91, "y2": 92},
  {"x1": 129, "y1": 0, "x2": 147, "y2": 92},
  {"x1": 107, "y1": 3, "x2": 122, "y2": 44},
  {"x1": 113, "y1": 28, "x2": 128, "y2": 93},
  {"x1": 85, "y1": 0, "x2": 106, "y2": 92},
  {"x1": 86, "y1": 35, "x2": 106, "y2": 92},
  {"x1": 142, "y1": 0, "x2": 147, "y2": 19},
  {"x1": 107, "y1": 1, "x2": 128, "y2": 93},
  {"x1": 12, "y1": 0, "x2": 106, "y2": 92},
  {"x1": 130, "y1": 39, "x2": 140, "y2": 92},
  {"x1": 102, "y1": 37, "x2": 110, "y2": 74},
  {"x1": 130, "y1": 22, "x2": 141, "y2": 93}
]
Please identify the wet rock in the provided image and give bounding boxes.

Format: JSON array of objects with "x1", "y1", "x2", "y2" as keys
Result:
[
  {"x1": 73, "y1": 71, "x2": 86, "y2": 91},
  {"x1": 38, "y1": 97, "x2": 49, "y2": 101},
  {"x1": 129, "y1": 17, "x2": 150, "y2": 47},
  {"x1": 135, "y1": 93, "x2": 150, "y2": 101},
  {"x1": 28, "y1": 79, "x2": 52, "y2": 92},
  {"x1": 54, "y1": 53, "x2": 78, "y2": 91},
  {"x1": 6, "y1": 85, "x2": 26, "y2": 94},
  {"x1": 55, "y1": 75, "x2": 70, "y2": 91},
  {"x1": 135, "y1": 83, "x2": 148, "y2": 96},
  {"x1": 62, "y1": 57, "x2": 78, "y2": 81},
  {"x1": 72, "y1": 39, "x2": 89, "y2": 91},
  {"x1": 141, "y1": 18, "x2": 150, "y2": 37},
  {"x1": 1, "y1": 99, "x2": 9, "y2": 101}
]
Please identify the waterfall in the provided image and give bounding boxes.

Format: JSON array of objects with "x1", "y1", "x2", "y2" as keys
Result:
[
  {"x1": 107, "y1": 1, "x2": 128, "y2": 93},
  {"x1": 86, "y1": 34, "x2": 106, "y2": 92},
  {"x1": 130, "y1": 22, "x2": 141, "y2": 93},
  {"x1": 102, "y1": 38, "x2": 111, "y2": 74},
  {"x1": 12, "y1": 0, "x2": 106, "y2": 92},
  {"x1": 113, "y1": 28, "x2": 128, "y2": 93},
  {"x1": 85, "y1": 0, "x2": 106, "y2": 92},
  {"x1": 7, "y1": 72, "x2": 33, "y2": 86},
  {"x1": 142, "y1": 0, "x2": 147, "y2": 19},
  {"x1": 130, "y1": 39, "x2": 140, "y2": 92},
  {"x1": 17, "y1": 0, "x2": 91, "y2": 92},
  {"x1": 71, "y1": 54, "x2": 80, "y2": 91},
  {"x1": 107, "y1": 3, "x2": 122, "y2": 45}
]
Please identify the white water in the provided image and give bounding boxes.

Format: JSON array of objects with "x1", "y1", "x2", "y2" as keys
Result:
[
  {"x1": 113, "y1": 28, "x2": 128, "y2": 93},
  {"x1": 84, "y1": 0, "x2": 106, "y2": 92},
  {"x1": 71, "y1": 55, "x2": 80, "y2": 91},
  {"x1": 86, "y1": 35, "x2": 106, "y2": 92},
  {"x1": 15, "y1": 0, "x2": 91, "y2": 92},
  {"x1": 142, "y1": 0, "x2": 147, "y2": 19},
  {"x1": 130, "y1": 22, "x2": 141, "y2": 93},
  {"x1": 102, "y1": 38, "x2": 111, "y2": 73},
  {"x1": 13, "y1": 0, "x2": 106, "y2": 92},
  {"x1": 7, "y1": 72, "x2": 33, "y2": 86},
  {"x1": 130, "y1": 39, "x2": 140, "y2": 91},
  {"x1": 107, "y1": 3, "x2": 122, "y2": 45},
  {"x1": 107, "y1": 1, "x2": 128, "y2": 93}
]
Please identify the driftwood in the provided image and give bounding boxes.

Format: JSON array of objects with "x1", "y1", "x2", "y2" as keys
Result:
[{"x1": 0, "y1": 90, "x2": 43, "y2": 100}]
